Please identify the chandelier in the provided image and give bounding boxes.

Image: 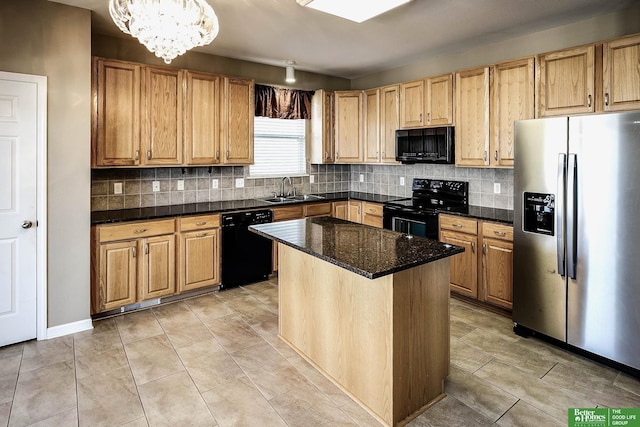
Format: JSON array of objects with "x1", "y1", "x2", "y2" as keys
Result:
[{"x1": 109, "y1": 0, "x2": 219, "y2": 64}]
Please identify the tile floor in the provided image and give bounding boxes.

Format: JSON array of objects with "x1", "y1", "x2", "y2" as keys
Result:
[{"x1": 1, "y1": 278, "x2": 639, "y2": 427}]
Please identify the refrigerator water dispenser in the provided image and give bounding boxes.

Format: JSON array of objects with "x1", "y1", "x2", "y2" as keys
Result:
[{"x1": 523, "y1": 192, "x2": 554, "y2": 235}]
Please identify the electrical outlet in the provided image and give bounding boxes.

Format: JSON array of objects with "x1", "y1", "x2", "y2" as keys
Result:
[
  {"x1": 113, "y1": 182, "x2": 123, "y2": 195},
  {"x1": 359, "y1": 174, "x2": 364, "y2": 182},
  {"x1": 177, "y1": 180, "x2": 184, "y2": 191},
  {"x1": 211, "y1": 179, "x2": 219, "y2": 189},
  {"x1": 400, "y1": 177, "x2": 405, "y2": 186},
  {"x1": 152, "y1": 181, "x2": 160, "y2": 192},
  {"x1": 494, "y1": 183, "x2": 501, "y2": 194},
  {"x1": 235, "y1": 178, "x2": 244, "y2": 188},
  {"x1": 309, "y1": 175, "x2": 315, "y2": 184}
]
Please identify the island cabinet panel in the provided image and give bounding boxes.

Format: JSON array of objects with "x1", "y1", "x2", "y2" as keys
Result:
[
  {"x1": 184, "y1": 72, "x2": 221, "y2": 165},
  {"x1": 142, "y1": 67, "x2": 183, "y2": 165},
  {"x1": 335, "y1": 91, "x2": 364, "y2": 163},
  {"x1": 455, "y1": 67, "x2": 490, "y2": 167},
  {"x1": 93, "y1": 58, "x2": 141, "y2": 167},
  {"x1": 602, "y1": 34, "x2": 640, "y2": 112},
  {"x1": 278, "y1": 244, "x2": 449, "y2": 427},
  {"x1": 221, "y1": 77, "x2": 254, "y2": 164}
]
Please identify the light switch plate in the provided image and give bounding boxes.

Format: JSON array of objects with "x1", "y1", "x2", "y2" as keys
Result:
[
  {"x1": 177, "y1": 180, "x2": 184, "y2": 191},
  {"x1": 235, "y1": 178, "x2": 244, "y2": 188},
  {"x1": 359, "y1": 174, "x2": 364, "y2": 182},
  {"x1": 113, "y1": 182, "x2": 123, "y2": 194},
  {"x1": 152, "y1": 181, "x2": 160, "y2": 192},
  {"x1": 400, "y1": 177, "x2": 405, "y2": 186},
  {"x1": 309, "y1": 175, "x2": 315, "y2": 184},
  {"x1": 494, "y1": 183, "x2": 501, "y2": 194},
  {"x1": 212, "y1": 179, "x2": 219, "y2": 189}
]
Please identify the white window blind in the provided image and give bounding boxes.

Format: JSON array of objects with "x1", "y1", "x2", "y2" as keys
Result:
[{"x1": 249, "y1": 117, "x2": 307, "y2": 178}]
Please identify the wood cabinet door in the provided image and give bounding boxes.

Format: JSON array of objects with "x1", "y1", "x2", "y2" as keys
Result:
[
  {"x1": 348, "y1": 200, "x2": 362, "y2": 223},
  {"x1": 140, "y1": 234, "x2": 176, "y2": 300},
  {"x1": 364, "y1": 89, "x2": 380, "y2": 163},
  {"x1": 603, "y1": 34, "x2": 640, "y2": 112},
  {"x1": 310, "y1": 89, "x2": 335, "y2": 164},
  {"x1": 142, "y1": 67, "x2": 183, "y2": 165},
  {"x1": 184, "y1": 71, "x2": 221, "y2": 165},
  {"x1": 332, "y1": 201, "x2": 348, "y2": 220},
  {"x1": 380, "y1": 85, "x2": 400, "y2": 163},
  {"x1": 536, "y1": 45, "x2": 595, "y2": 117},
  {"x1": 440, "y1": 230, "x2": 478, "y2": 299},
  {"x1": 455, "y1": 67, "x2": 490, "y2": 167},
  {"x1": 491, "y1": 58, "x2": 534, "y2": 167},
  {"x1": 399, "y1": 80, "x2": 424, "y2": 128},
  {"x1": 335, "y1": 91, "x2": 363, "y2": 163},
  {"x1": 179, "y1": 228, "x2": 220, "y2": 292},
  {"x1": 222, "y1": 77, "x2": 254, "y2": 164},
  {"x1": 98, "y1": 240, "x2": 138, "y2": 311},
  {"x1": 482, "y1": 237, "x2": 513, "y2": 310},
  {"x1": 426, "y1": 74, "x2": 454, "y2": 126},
  {"x1": 93, "y1": 58, "x2": 141, "y2": 167}
]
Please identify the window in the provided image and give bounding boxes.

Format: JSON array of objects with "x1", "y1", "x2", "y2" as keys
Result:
[{"x1": 249, "y1": 117, "x2": 307, "y2": 178}]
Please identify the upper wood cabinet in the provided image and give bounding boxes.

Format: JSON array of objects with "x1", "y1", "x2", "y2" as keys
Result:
[
  {"x1": 221, "y1": 77, "x2": 254, "y2": 165},
  {"x1": 491, "y1": 57, "x2": 535, "y2": 167},
  {"x1": 380, "y1": 85, "x2": 400, "y2": 163},
  {"x1": 93, "y1": 58, "x2": 141, "y2": 167},
  {"x1": 335, "y1": 91, "x2": 363, "y2": 163},
  {"x1": 536, "y1": 45, "x2": 595, "y2": 117},
  {"x1": 364, "y1": 88, "x2": 381, "y2": 163},
  {"x1": 425, "y1": 74, "x2": 454, "y2": 126},
  {"x1": 184, "y1": 71, "x2": 221, "y2": 165},
  {"x1": 310, "y1": 89, "x2": 335, "y2": 164},
  {"x1": 602, "y1": 33, "x2": 640, "y2": 112},
  {"x1": 399, "y1": 79, "x2": 424, "y2": 128},
  {"x1": 142, "y1": 67, "x2": 183, "y2": 165},
  {"x1": 455, "y1": 67, "x2": 490, "y2": 167}
]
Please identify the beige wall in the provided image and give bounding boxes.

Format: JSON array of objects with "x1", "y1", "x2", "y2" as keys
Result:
[
  {"x1": 0, "y1": 0, "x2": 92, "y2": 327},
  {"x1": 352, "y1": 3, "x2": 640, "y2": 89},
  {"x1": 92, "y1": 34, "x2": 351, "y2": 91}
]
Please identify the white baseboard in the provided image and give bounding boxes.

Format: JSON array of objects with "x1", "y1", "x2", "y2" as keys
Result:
[{"x1": 45, "y1": 318, "x2": 93, "y2": 340}]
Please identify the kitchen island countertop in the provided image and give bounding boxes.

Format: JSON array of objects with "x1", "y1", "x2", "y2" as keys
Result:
[{"x1": 250, "y1": 216, "x2": 464, "y2": 279}]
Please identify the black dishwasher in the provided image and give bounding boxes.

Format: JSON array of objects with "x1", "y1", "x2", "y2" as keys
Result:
[{"x1": 220, "y1": 210, "x2": 273, "y2": 290}]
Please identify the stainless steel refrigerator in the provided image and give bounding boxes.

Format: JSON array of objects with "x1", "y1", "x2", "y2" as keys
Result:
[{"x1": 513, "y1": 111, "x2": 640, "y2": 372}]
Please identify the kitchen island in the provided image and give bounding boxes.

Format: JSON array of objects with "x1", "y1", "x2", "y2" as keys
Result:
[{"x1": 250, "y1": 217, "x2": 463, "y2": 427}]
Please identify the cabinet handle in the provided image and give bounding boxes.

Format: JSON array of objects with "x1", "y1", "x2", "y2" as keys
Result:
[
  {"x1": 452, "y1": 223, "x2": 463, "y2": 228},
  {"x1": 144, "y1": 243, "x2": 149, "y2": 254},
  {"x1": 325, "y1": 151, "x2": 328, "y2": 160},
  {"x1": 483, "y1": 151, "x2": 488, "y2": 162},
  {"x1": 133, "y1": 228, "x2": 147, "y2": 234},
  {"x1": 147, "y1": 150, "x2": 152, "y2": 160},
  {"x1": 494, "y1": 230, "x2": 507, "y2": 237},
  {"x1": 134, "y1": 150, "x2": 139, "y2": 161},
  {"x1": 196, "y1": 233, "x2": 208, "y2": 238},
  {"x1": 131, "y1": 246, "x2": 137, "y2": 258},
  {"x1": 483, "y1": 243, "x2": 487, "y2": 254},
  {"x1": 587, "y1": 94, "x2": 592, "y2": 108},
  {"x1": 604, "y1": 93, "x2": 610, "y2": 106},
  {"x1": 494, "y1": 150, "x2": 498, "y2": 161},
  {"x1": 226, "y1": 150, "x2": 230, "y2": 160},
  {"x1": 419, "y1": 113, "x2": 423, "y2": 123},
  {"x1": 471, "y1": 241, "x2": 475, "y2": 253},
  {"x1": 336, "y1": 152, "x2": 339, "y2": 159},
  {"x1": 427, "y1": 112, "x2": 431, "y2": 123},
  {"x1": 195, "y1": 221, "x2": 207, "y2": 226},
  {"x1": 215, "y1": 150, "x2": 220, "y2": 160}
]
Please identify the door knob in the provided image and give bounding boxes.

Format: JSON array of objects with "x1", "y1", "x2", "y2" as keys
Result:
[{"x1": 21, "y1": 220, "x2": 33, "y2": 229}]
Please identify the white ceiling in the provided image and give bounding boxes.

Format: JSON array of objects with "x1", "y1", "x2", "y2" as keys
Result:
[{"x1": 50, "y1": 0, "x2": 634, "y2": 79}]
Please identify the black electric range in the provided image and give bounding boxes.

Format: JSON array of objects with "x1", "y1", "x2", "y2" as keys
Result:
[{"x1": 383, "y1": 179, "x2": 469, "y2": 239}]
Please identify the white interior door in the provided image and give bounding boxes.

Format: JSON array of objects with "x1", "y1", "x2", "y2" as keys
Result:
[{"x1": 0, "y1": 72, "x2": 44, "y2": 346}]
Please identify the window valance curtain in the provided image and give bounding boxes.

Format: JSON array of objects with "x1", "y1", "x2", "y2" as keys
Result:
[{"x1": 255, "y1": 84, "x2": 315, "y2": 120}]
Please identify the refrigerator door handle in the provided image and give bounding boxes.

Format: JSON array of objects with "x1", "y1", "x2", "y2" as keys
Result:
[
  {"x1": 567, "y1": 154, "x2": 577, "y2": 279},
  {"x1": 557, "y1": 153, "x2": 566, "y2": 277}
]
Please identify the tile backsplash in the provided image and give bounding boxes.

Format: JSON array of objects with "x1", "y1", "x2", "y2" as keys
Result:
[{"x1": 91, "y1": 163, "x2": 513, "y2": 211}]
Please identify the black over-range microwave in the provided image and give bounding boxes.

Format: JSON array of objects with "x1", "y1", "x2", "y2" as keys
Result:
[{"x1": 395, "y1": 126, "x2": 455, "y2": 164}]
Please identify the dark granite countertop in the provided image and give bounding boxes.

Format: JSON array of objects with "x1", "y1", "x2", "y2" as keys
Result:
[
  {"x1": 90, "y1": 192, "x2": 405, "y2": 225},
  {"x1": 250, "y1": 217, "x2": 464, "y2": 279},
  {"x1": 444, "y1": 206, "x2": 514, "y2": 224}
]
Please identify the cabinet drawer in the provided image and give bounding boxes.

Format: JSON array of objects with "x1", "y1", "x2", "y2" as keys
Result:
[
  {"x1": 440, "y1": 215, "x2": 478, "y2": 235},
  {"x1": 98, "y1": 219, "x2": 176, "y2": 242},
  {"x1": 482, "y1": 222, "x2": 513, "y2": 241},
  {"x1": 362, "y1": 202, "x2": 383, "y2": 216},
  {"x1": 179, "y1": 214, "x2": 220, "y2": 231},
  {"x1": 304, "y1": 202, "x2": 332, "y2": 217},
  {"x1": 272, "y1": 205, "x2": 304, "y2": 221}
]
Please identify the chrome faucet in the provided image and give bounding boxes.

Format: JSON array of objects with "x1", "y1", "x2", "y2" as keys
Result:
[{"x1": 280, "y1": 176, "x2": 292, "y2": 197}]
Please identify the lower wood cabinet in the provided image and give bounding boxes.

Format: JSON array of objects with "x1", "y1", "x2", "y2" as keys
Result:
[
  {"x1": 331, "y1": 201, "x2": 348, "y2": 219},
  {"x1": 439, "y1": 214, "x2": 513, "y2": 310},
  {"x1": 178, "y1": 214, "x2": 221, "y2": 293},
  {"x1": 91, "y1": 218, "x2": 177, "y2": 314},
  {"x1": 361, "y1": 202, "x2": 383, "y2": 228},
  {"x1": 332, "y1": 200, "x2": 383, "y2": 228}
]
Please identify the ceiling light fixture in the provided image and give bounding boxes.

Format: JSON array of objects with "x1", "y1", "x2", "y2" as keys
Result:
[
  {"x1": 285, "y1": 60, "x2": 296, "y2": 83},
  {"x1": 109, "y1": 0, "x2": 220, "y2": 64},
  {"x1": 296, "y1": 0, "x2": 411, "y2": 23}
]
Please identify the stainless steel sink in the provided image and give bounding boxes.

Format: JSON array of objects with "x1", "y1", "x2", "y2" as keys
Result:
[{"x1": 257, "y1": 194, "x2": 324, "y2": 204}]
